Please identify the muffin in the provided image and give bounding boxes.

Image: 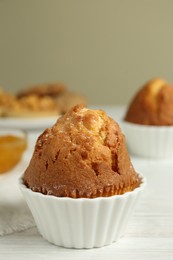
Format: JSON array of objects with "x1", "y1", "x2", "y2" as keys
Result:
[
  {"x1": 124, "y1": 78, "x2": 173, "y2": 125},
  {"x1": 123, "y1": 78, "x2": 173, "y2": 158},
  {"x1": 20, "y1": 105, "x2": 145, "y2": 248},
  {"x1": 24, "y1": 105, "x2": 141, "y2": 197}
]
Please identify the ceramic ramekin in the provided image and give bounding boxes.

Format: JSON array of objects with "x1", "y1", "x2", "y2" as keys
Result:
[
  {"x1": 19, "y1": 174, "x2": 146, "y2": 249},
  {"x1": 122, "y1": 121, "x2": 173, "y2": 159}
]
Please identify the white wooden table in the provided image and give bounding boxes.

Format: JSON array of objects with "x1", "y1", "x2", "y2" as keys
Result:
[{"x1": 0, "y1": 106, "x2": 173, "y2": 260}]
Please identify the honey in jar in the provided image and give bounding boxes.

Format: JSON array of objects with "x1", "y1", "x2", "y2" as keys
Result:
[{"x1": 0, "y1": 132, "x2": 27, "y2": 173}]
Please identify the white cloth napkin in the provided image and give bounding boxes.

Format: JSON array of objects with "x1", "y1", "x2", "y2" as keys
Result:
[{"x1": 0, "y1": 134, "x2": 39, "y2": 236}]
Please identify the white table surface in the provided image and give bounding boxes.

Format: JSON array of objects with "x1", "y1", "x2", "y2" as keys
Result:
[{"x1": 1, "y1": 106, "x2": 173, "y2": 260}]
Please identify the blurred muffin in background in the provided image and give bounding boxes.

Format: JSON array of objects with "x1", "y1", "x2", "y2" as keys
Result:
[
  {"x1": 124, "y1": 78, "x2": 173, "y2": 126},
  {"x1": 17, "y1": 82, "x2": 87, "y2": 114},
  {"x1": 123, "y1": 78, "x2": 173, "y2": 158}
]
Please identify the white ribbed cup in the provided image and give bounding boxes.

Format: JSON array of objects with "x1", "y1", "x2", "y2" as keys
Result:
[
  {"x1": 19, "y1": 175, "x2": 146, "y2": 249},
  {"x1": 122, "y1": 121, "x2": 173, "y2": 159}
]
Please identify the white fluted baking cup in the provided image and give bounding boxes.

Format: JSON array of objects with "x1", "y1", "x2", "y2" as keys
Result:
[
  {"x1": 19, "y1": 175, "x2": 146, "y2": 249},
  {"x1": 122, "y1": 121, "x2": 173, "y2": 159}
]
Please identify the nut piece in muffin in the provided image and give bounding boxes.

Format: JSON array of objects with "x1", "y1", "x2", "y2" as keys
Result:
[
  {"x1": 124, "y1": 78, "x2": 173, "y2": 125},
  {"x1": 24, "y1": 105, "x2": 141, "y2": 198}
]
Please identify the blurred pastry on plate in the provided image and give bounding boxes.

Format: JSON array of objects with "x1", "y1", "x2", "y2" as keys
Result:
[
  {"x1": 17, "y1": 82, "x2": 66, "y2": 98},
  {"x1": 0, "y1": 82, "x2": 87, "y2": 118},
  {"x1": 17, "y1": 82, "x2": 87, "y2": 114},
  {"x1": 6, "y1": 95, "x2": 60, "y2": 118}
]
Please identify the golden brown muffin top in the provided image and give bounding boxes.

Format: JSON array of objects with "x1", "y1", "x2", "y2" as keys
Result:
[
  {"x1": 124, "y1": 78, "x2": 173, "y2": 125},
  {"x1": 24, "y1": 105, "x2": 140, "y2": 198}
]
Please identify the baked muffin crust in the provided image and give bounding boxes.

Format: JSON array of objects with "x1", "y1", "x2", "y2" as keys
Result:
[{"x1": 24, "y1": 105, "x2": 140, "y2": 198}]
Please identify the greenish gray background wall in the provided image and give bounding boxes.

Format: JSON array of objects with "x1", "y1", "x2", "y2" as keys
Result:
[{"x1": 0, "y1": 0, "x2": 173, "y2": 104}]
